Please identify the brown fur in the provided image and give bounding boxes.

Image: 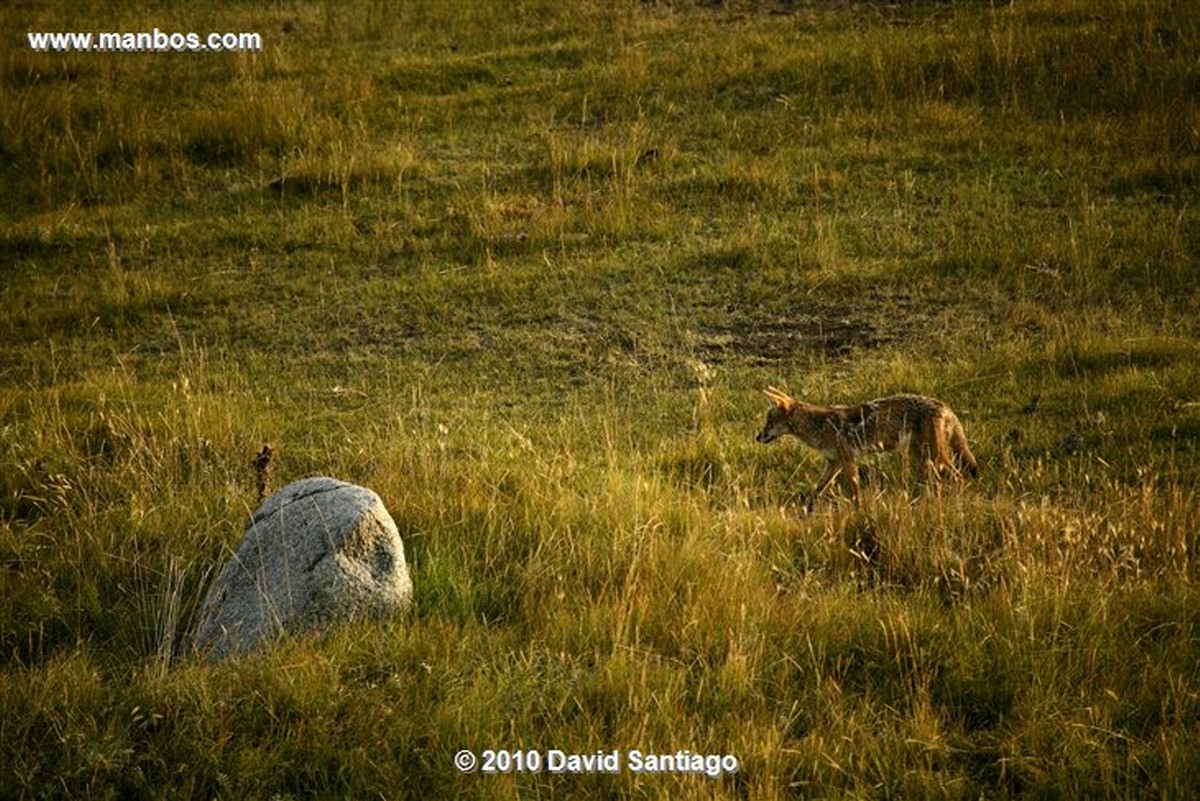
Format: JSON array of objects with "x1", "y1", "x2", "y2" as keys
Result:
[{"x1": 756, "y1": 386, "x2": 978, "y2": 505}]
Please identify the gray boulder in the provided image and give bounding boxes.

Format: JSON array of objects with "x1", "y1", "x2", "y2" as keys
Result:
[{"x1": 189, "y1": 477, "x2": 413, "y2": 661}]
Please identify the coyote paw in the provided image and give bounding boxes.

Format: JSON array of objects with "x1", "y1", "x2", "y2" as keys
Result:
[{"x1": 793, "y1": 491, "x2": 817, "y2": 515}]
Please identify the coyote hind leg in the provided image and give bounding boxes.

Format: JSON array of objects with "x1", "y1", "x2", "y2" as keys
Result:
[{"x1": 913, "y1": 422, "x2": 958, "y2": 495}]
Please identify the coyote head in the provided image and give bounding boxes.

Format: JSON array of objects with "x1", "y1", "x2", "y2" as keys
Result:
[{"x1": 756, "y1": 386, "x2": 795, "y2": 444}]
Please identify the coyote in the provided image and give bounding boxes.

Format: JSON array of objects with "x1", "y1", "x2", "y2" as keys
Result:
[{"x1": 756, "y1": 386, "x2": 978, "y2": 505}]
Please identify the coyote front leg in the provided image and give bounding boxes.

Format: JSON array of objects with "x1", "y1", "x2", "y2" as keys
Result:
[{"x1": 813, "y1": 450, "x2": 859, "y2": 505}]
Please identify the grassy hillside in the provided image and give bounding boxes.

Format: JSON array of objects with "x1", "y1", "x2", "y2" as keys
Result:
[{"x1": 2, "y1": 1, "x2": 1198, "y2": 798}]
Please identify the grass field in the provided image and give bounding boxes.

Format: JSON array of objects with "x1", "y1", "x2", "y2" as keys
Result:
[{"x1": 2, "y1": 1, "x2": 1199, "y2": 798}]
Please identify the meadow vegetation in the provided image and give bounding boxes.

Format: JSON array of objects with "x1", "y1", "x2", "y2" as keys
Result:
[{"x1": 2, "y1": 0, "x2": 1198, "y2": 797}]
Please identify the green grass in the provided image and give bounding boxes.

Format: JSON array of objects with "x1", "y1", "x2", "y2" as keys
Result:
[{"x1": 2, "y1": 0, "x2": 1199, "y2": 797}]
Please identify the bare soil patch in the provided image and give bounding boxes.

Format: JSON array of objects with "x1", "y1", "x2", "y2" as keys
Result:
[{"x1": 693, "y1": 293, "x2": 928, "y2": 365}]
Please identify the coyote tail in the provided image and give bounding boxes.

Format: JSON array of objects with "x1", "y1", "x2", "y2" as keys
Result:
[{"x1": 947, "y1": 415, "x2": 979, "y2": 478}]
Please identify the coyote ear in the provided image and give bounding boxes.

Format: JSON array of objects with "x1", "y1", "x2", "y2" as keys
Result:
[{"x1": 764, "y1": 386, "x2": 792, "y2": 408}]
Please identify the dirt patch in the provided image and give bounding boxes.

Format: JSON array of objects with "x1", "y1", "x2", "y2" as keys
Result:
[{"x1": 694, "y1": 302, "x2": 917, "y2": 365}]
